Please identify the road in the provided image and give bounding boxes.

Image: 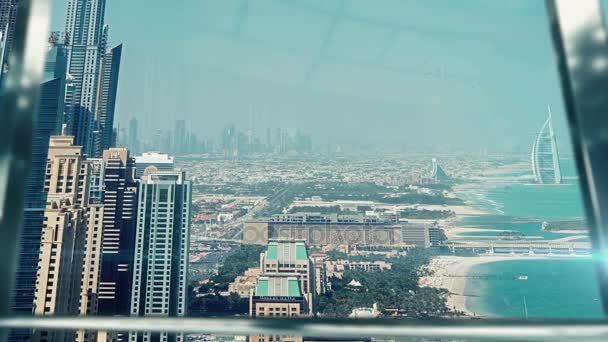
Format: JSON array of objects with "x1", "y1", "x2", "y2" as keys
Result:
[{"x1": 217, "y1": 183, "x2": 298, "y2": 240}]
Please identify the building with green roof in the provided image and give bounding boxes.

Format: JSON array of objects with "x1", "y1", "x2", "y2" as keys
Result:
[
  {"x1": 249, "y1": 275, "x2": 309, "y2": 317},
  {"x1": 260, "y1": 240, "x2": 314, "y2": 297}
]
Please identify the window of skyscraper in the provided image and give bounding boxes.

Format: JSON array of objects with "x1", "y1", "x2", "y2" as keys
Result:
[{"x1": 3, "y1": 1, "x2": 608, "y2": 342}]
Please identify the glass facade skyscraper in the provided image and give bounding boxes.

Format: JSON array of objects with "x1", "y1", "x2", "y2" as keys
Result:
[
  {"x1": 97, "y1": 148, "x2": 139, "y2": 318},
  {"x1": 130, "y1": 171, "x2": 191, "y2": 342},
  {"x1": 63, "y1": 0, "x2": 107, "y2": 156},
  {"x1": 11, "y1": 44, "x2": 66, "y2": 322},
  {"x1": 64, "y1": 0, "x2": 121, "y2": 158},
  {"x1": 94, "y1": 44, "x2": 123, "y2": 157}
]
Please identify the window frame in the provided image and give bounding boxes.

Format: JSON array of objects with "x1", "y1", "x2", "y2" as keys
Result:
[{"x1": 1, "y1": 0, "x2": 608, "y2": 341}]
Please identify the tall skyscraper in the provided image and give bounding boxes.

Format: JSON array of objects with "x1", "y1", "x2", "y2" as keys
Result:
[
  {"x1": 33, "y1": 198, "x2": 88, "y2": 342},
  {"x1": 97, "y1": 148, "x2": 138, "y2": 320},
  {"x1": 63, "y1": 0, "x2": 107, "y2": 155},
  {"x1": 531, "y1": 108, "x2": 562, "y2": 184},
  {"x1": 0, "y1": 0, "x2": 19, "y2": 70},
  {"x1": 130, "y1": 170, "x2": 191, "y2": 342},
  {"x1": 11, "y1": 44, "x2": 67, "y2": 326},
  {"x1": 32, "y1": 135, "x2": 104, "y2": 342},
  {"x1": 94, "y1": 43, "x2": 122, "y2": 157},
  {"x1": 64, "y1": 0, "x2": 121, "y2": 157}
]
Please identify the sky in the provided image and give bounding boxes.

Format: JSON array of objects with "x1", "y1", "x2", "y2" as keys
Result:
[{"x1": 51, "y1": 0, "x2": 575, "y2": 153}]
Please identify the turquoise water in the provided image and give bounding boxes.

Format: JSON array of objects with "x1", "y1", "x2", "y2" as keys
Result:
[
  {"x1": 466, "y1": 259, "x2": 603, "y2": 319},
  {"x1": 460, "y1": 159, "x2": 604, "y2": 318},
  {"x1": 456, "y1": 159, "x2": 586, "y2": 240}
]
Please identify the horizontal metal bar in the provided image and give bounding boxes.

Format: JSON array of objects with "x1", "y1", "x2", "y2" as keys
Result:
[{"x1": 0, "y1": 317, "x2": 608, "y2": 341}]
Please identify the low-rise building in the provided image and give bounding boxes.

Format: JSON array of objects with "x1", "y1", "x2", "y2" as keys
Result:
[
  {"x1": 228, "y1": 267, "x2": 260, "y2": 297},
  {"x1": 326, "y1": 260, "x2": 392, "y2": 279},
  {"x1": 260, "y1": 240, "x2": 314, "y2": 296},
  {"x1": 244, "y1": 214, "x2": 405, "y2": 246},
  {"x1": 401, "y1": 223, "x2": 428, "y2": 247},
  {"x1": 310, "y1": 253, "x2": 327, "y2": 295},
  {"x1": 249, "y1": 275, "x2": 310, "y2": 317}
]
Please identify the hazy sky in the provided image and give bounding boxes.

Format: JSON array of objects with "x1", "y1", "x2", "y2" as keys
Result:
[{"x1": 51, "y1": 0, "x2": 574, "y2": 153}]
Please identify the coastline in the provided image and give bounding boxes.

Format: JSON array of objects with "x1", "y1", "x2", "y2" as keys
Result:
[
  {"x1": 422, "y1": 159, "x2": 594, "y2": 318},
  {"x1": 420, "y1": 255, "x2": 557, "y2": 317}
]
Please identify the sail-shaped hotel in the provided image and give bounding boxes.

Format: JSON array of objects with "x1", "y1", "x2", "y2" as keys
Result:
[{"x1": 531, "y1": 107, "x2": 562, "y2": 184}]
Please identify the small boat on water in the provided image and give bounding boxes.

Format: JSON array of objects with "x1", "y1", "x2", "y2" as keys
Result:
[{"x1": 517, "y1": 275, "x2": 529, "y2": 280}]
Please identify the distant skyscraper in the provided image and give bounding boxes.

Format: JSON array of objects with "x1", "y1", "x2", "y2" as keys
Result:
[
  {"x1": 429, "y1": 158, "x2": 450, "y2": 182},
  {"x1": 221, "y1": 123, "x2": 236, "y2": 158},
  {"x1": 94, "y1": 43, "x2": 123, "y2": 156},
  {"x1": 266, "y1": 127, "x2": 271, "y2": 152},
  {"x1": 130, "y1": 170, "x2": 191, "y2": 342},
  {"x1": 152, "y1": 129, "x2": 162, "y2": 151},
  {"x1": 174, "y1": 119, "x2": 186, "y2": 154},
  {"x1": 32, "y1": 136, "x2": 104, "y2": 342},
  {"x1": 128, "y1": 117, "x2": 139, "y2": 155},
  {"x1": 531, "y1": 107, "x2": 562, "y2": 184},
  {"x1": 134, "y1": 152, "x2": 175, "y2": 178},
  {"x1": 11, "y1": 44, "x2": 66, "y2": 326},
  {"x1": 97, "y1": 148, "x2": 138, "y2": 340}
]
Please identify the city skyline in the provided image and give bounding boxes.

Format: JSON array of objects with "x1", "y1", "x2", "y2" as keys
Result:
[
  {"x1": 0, "y1": 2, "x2": 601, "y2": 341},
  {"x1": 50, "y1": 0, "x2": 574, "y2": 153}
]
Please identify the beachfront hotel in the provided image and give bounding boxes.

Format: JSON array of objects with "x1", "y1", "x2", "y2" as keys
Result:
[{"x1": 531, "y1": 107, "x2": 562, "y2": 184}]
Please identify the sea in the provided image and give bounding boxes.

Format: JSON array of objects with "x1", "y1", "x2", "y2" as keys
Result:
[{"x1": 456, "y1": 159, "x2": 605, "y2": 319}]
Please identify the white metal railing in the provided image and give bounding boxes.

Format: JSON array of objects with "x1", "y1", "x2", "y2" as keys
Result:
[{"x1": 0, "y1": 317, "x2": 608, "y2": 341}]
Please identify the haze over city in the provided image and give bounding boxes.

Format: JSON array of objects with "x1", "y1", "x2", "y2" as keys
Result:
[{"x1": 51, "y1": 0, "x2": 573, "y2": 153}]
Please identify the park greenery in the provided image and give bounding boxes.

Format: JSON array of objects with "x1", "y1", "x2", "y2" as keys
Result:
[
  {"x1": 201, "y1": 244, "x2": 264, "y2": 292},
  {"x1": 189, "y1": 244, "x2": 263, "y2": 316},
  {"x1": 317, "y1": 248, "x2": 466, "y2": 318},
  {"x1": 189, "y1": 244, "x2": 473, "y2": 317},
  {"x1": 197, "y1": 181, "x2": 464, "y2": 217}
]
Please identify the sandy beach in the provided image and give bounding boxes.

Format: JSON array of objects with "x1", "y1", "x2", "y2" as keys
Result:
[
  {"x1": 415, "y1": 204, "x2": 489, "y2": 216},
  {"x1": 444, "y1": 226, "x2": 498, "y2": 240},
  {"x1": 419, "y1": 255, "x2": 553, "y2": 317}
]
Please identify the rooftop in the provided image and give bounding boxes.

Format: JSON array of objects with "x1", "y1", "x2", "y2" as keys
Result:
[
  {"x1": 255, "y1": 276, "x2": 301, "y2": 297},
  {"x1": 266, "y1": 240, "x2": 308, "y2": 263},
  {"x1": 141, "y1": 170, "x2": 186, "y2": 184},
  {"x1": 135, "y1": 152, "x2": 175, "y2": 164}
]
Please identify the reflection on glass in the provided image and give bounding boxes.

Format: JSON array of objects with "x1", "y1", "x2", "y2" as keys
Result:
[{"x1": 1, "y1": 0, "x2": 605, "y2": 341}]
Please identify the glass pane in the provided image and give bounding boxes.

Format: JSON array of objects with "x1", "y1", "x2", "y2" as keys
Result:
[{"x1": 2, "y1": 0, "x2": 606, "y2": 341}]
